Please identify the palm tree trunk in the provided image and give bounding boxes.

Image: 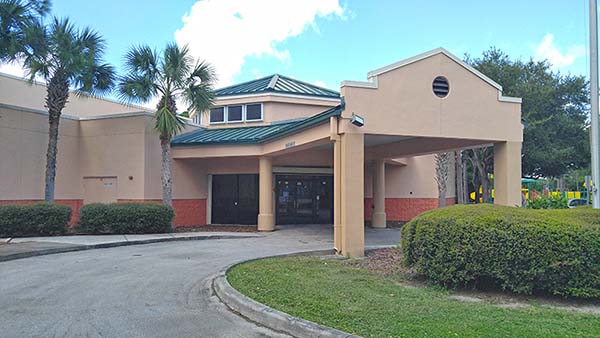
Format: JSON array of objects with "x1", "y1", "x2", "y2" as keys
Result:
[
  {"x1": 44, "y1": 74, "x2": 69, "y2": 203},
  {"x1": 161, "y1": 137, "x2": 173, "y2": 207}
]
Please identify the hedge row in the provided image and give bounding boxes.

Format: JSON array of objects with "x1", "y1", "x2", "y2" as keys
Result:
[
  {"x1": 79, "y1": 202, "x2": 174, "y2": 234},
  {"x1": 401, "y1": 204, "x2": 600, "y2": 299},
  {"x1": 0, "y1": 203, "x2": 71, "y2": 237}
]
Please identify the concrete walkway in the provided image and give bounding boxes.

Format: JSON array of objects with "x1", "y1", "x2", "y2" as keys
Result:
[
  {"x1": 0, "y1": 232, "x2": 261, "y2": 262},
  {"x1": 0, "y1": 225, "x2": 400, "y2": 338}
]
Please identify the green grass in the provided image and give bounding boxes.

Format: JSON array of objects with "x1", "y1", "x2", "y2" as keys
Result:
[{"x1": 228, "y1": 256, "x2": 600, "y2": 338}]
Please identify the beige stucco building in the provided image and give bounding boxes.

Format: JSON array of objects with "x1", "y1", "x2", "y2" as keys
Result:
[{"x1": 0, "y1": 48, "x2": 522, "y2": 256}]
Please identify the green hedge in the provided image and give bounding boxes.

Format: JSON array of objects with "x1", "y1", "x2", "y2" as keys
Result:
[
  {"x1": 0, "y1": 203, "x2": 71, "y2": 237},
  {"x1": 79, "y1": 202, "x2": 174, "y2": 234},
  {"x1": 401, "y1": 204, "x2": 600, "y2": 299}
]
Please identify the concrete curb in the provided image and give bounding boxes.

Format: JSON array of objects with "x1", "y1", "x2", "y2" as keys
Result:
[
  {"x1": 213, "y1": 250, "x2": 362, "y2": 338},
  {"x1": 0, "y1": 234, "x2": 261, "y2": 263}
]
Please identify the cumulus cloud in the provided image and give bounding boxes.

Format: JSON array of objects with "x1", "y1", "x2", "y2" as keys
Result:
[
  {"x1": 0, "y1": 61, "x2": 28, "y2": 78},
  {"x1": 312, "y1": 80, "x2": 328, "y2": 88},
  {"x1": 174, "y1": 0, "x2": 345, "y2": 86},
  {"x1": 534, "y1": 34, "x2": 585, "y2": 70}
]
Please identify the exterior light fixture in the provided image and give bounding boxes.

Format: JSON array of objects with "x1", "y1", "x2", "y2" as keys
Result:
[{"x1": 351, "y1": 113, "x2": 365, "y2": 127}]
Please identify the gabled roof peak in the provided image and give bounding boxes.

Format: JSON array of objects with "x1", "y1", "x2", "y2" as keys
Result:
[
  {"x1": 214, "y1": 74, "x2": 340, "y2": 99},
  {"x1": 366, "y1": 47, "x2": 502, "y2": 91}
]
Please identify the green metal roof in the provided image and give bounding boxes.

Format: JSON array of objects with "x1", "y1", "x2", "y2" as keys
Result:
[
  {"x1": 172, "y1": 105, "x2": 341, "y2": 146},
  {"x1": 213, "y1": 74, "x2": 340, "y2": 99}
]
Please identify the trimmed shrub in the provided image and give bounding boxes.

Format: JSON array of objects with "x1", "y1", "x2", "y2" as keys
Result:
[
  {"x1": 79, "y1": 202, "x2": 174, "y2": 234},
  {"x1": 526, "y1": 195, "x2": 568, "y2": 209},
  {"x1": 401, "y1": 204, "x2": 600, "y2": 299},
  {"x1": 0, "y1": 203, "x2": 71, "y2": 237}
]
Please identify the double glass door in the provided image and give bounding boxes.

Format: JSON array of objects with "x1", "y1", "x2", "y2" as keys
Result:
[{"x1": 276, "y1": 175, "x2": 333, "y2": 224}]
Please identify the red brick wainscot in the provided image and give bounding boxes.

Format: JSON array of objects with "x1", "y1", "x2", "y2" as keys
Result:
[
  {"x1": 0, "y1": 199, "x2": 83, "y2": 226},
  {"x1": 364, "y1": 197, "x2": 456, "y2": 223},
  {"x1": 117, "y1": 199, "x2": 207, "y2": 227}
]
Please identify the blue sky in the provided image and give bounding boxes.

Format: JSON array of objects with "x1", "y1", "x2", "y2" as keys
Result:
[{"x1": 3, "y1": 0, "x2": 592, "y2": 90}]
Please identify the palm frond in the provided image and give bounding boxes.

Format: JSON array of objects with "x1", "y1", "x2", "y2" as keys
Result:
[
  {"x1": 0, "y1": 0, "x2": 44, "y2": 61},
  {"x1": 73, "y1": 62, "x2": 115, "y2": 97},
  {"x1": 162, "y1": 42, "x2": 192, "y2": 89},
  {"x1": 123, "y1": 44, "x2": 158, "y2": 80},
  {"x1": 182, "y1": 60, "x2": 216, "y2": 112},
  {"x1": 154, "y1": 104, "x2": 185, "y2": 141},
  {"x1": 117, "y1": 73, "x2": 158, "y2": 103}
]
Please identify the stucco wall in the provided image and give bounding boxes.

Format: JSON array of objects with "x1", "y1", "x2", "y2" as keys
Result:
[
  {"x1": 0, "y1": 106, "x2": 82, "y2": 200},
  {"x1": 341, "y1": 53, "x2": 522, "y2": 143},
  {"x1": 0, "y1": 74, "x2": 148, "y2": 117}
]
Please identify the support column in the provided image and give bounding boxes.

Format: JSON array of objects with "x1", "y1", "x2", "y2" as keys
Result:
[
  {"x1": 493, "y1": 141, "x2": 522, "y2": 207},
  {"x1": 258, "y1": 157, "x2": 275, "y2": 231},
  {"x1": 333, "y1": 138, "x2": 342, "y2": 252},
  {"x1": 340, "y1": 133, "x2": 364, "y2": 257},
  {"x1": 372, "y1": 159, "x2": 386, "y2": 228}
]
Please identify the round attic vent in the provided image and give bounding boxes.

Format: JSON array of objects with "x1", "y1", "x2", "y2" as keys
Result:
[{"x1": 432, "y1": 76, "x2": 449, "y2": 98}]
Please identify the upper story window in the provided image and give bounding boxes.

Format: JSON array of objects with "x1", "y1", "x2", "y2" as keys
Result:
[
  {"x1": 245, "y1": 103, "x2": 263, "y2": 121},
  {"x1": 228, "y1": 105, "x2": 243, "y2": 122},
  {"x1": 209, "y1": 107, "x2": 225, "y2": 123},
  {"x1": 208, "y1": 103, "x2": 263, "y2": 125}
]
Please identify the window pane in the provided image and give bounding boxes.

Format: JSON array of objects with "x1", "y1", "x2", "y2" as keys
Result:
[
  {"x1": 246, "y1": 104, "x2": 262, "y2": 120},
  {"x1": 228, "y1": 105, "x2": 242, "y2": 122},
  {"x1": 210, "y1": 107, "x2": 225, "y2": 123}
]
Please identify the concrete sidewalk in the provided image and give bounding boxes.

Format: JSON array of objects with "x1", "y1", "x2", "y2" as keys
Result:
[{"x1": 0, "y1": 232, "x2": 262, "y2": 262}]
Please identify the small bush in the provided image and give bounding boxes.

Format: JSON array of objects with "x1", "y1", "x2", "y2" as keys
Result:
[
  {"x1": 0, "y1": 203, "x2": 71, "y2": 237},
  {"x1": 79, "y1": 202, "x2": 174, "y2": 234},
  {"x1": 526, "y1": 195, "x2": 568, "y2": 209},
  {"x1": 401, "y1": 204, "x2": 600, "y2": 299}
]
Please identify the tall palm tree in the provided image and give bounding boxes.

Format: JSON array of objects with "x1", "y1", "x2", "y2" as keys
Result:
[
  {"x1": 118, "y1": 43, "x2": 215, "y2": 206},
  {"x1": 21, "y1": 17, "x2": 115, "y2": 202},
  {"x1": 0, "y1": 0, "x2": 50, "y2": 62}
]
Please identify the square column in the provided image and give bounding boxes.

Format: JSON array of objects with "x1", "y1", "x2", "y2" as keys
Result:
[
  {"x1": 336, "y1": 133, "x2": 365, "y2": 257},
  {"x1": 493, "y1": 141, "x2": 522, "y2": 207},
  {"x1": 371, "y1": 159, "x2": 386, "y2": 228},
  {"x1": 258, "y1": 156, "x2": 275, "y2": 231},
  {"x1": 333, "y1": 138, "x2": 342, "y2": 252}
]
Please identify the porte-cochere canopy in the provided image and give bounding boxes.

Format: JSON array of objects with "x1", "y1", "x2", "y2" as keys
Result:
[{"x1": 171, "y1": 48, "x2": 523, "y2": 257}]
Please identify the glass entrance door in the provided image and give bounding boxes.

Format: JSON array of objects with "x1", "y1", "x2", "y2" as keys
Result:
[{"x1": 276, "y1": 175, "x2": 333, "y2": 224}]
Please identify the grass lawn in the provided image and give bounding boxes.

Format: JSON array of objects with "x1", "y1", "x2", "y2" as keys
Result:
[{"x1": 227, "y1": 255, "x2": 600, "y2": 338}]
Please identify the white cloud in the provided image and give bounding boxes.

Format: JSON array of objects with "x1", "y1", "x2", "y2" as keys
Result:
[
  {"x1": 174, "y1": 0, "x2": 345, "y2": 86},
  {"x1": 313, "y1": 80, "x2": 328, "y2": 88},
  {"x1": 0, "y1": 61, "x2": 27, "y2": 78},
  {"x1": 534, "y1": 34, "x2": 585, "y2": 70}
]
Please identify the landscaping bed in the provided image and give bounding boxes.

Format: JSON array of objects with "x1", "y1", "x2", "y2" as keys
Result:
[{"x1": 228, "y1": 252, "x2": 600, "y2": 338}]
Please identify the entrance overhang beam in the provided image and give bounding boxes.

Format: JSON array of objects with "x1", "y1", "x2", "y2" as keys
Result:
[{"x1": 365, "y1": 136, "x2": 494, "y2": 160}]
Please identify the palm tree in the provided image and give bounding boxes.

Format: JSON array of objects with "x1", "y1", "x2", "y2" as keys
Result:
[
  {"x1": 118, "y1": 43, "x2": 215, "y2": 206},
  {"x1": 20, "y1": 17, "x2": 115, "y2": 202},
  {"x1": 0, "y1": 0, "x2": 50, "y2": 62}
]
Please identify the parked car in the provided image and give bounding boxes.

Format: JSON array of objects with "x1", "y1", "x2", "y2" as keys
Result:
[{"x1": 567, "y1": 198, "x2": 588, "y2": 208}]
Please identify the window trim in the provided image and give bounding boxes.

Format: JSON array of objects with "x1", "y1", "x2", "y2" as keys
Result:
[
  {"x1": 209, "y1": 106, "x2": 226, "y2": 124},
  {"x1": 208, "y1": 103, "x2": 264, "y2": 125},
  {"x1": 244, "y1": 103, "x2": 263, "y2": 122}
]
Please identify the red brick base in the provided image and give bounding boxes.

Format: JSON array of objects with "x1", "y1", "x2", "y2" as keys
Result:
[
  {"x1": 0, "y1": 199, "x2": 83, "y2": 226},
  {"x1": 364, "y1": 197, "x2": 456, "y2": 222},
  {"x1": 117, "y1": 199, "x2": 207, "y2": 227}
]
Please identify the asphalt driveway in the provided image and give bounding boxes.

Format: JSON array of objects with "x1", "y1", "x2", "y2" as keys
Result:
[{"x1": 0, "y1": 225, "x2": 400, "y2": 338}]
